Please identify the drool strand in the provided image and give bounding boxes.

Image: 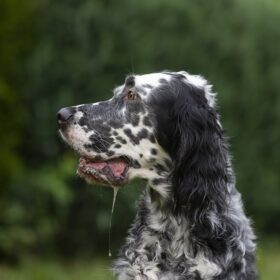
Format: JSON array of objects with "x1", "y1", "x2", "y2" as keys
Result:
[{"x1": 108, "y1": 186, "x2": 119, "y2": 257}]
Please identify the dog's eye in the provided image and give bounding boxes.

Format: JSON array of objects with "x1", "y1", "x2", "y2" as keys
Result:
[{"x1": 124, "y1": 90, "x2": 141, "y2": 101}]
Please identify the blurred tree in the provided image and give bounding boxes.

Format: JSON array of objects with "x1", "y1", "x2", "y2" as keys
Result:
[
  {"x1": 0, "y1": 0, "x2": 279, "y2": 261},
  {"x1": 0, "y1": 0, "x2": 39, "y2": 263}
]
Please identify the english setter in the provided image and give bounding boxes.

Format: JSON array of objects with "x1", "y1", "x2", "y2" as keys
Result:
[{"x1": 57, "y1": 71, "x2": 258, "y2": 279}]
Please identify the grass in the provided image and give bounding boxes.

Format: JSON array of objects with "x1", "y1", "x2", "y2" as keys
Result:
[
  {"x1": 0, "y1": 258, "x2": 114, "y2": 280},
  {"x1": 0, "y1": 241, "x2": 279, "y2": 280},
  {"x1": 257, "y1": 239, "x2": 280, "y2": 280}
]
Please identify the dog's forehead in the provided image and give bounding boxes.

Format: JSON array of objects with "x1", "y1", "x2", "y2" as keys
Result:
[
  {"x1": 134, "y1": 73, "x2": 171, "y2": 88},
  {"x1": 114, "y1": 73, "x2": 171, "y2": 96}
]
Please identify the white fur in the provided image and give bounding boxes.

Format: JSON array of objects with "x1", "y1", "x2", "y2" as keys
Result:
[{"x1": 190, "y1": 253, "x2": 222, "y2": 279}]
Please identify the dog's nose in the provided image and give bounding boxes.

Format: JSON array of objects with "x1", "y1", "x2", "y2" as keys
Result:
[{"x1": 57, "y1": 107, "x2": 73, "y2": 125}]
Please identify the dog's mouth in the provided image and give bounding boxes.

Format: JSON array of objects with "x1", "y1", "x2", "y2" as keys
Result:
[{"x1": 77, "y1": 156, "x2": 129, "y2": 186}]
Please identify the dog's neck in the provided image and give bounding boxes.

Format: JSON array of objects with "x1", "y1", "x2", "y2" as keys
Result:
[
  {"x1": 144, "y1": 161, "x2": 230, "y2": 237},
  {"x1": 129, "y1": 151, "x2": 251, "y2": 256},
  {"x1": 114, "y1": 153, "x2": 257, "y2": 280}
]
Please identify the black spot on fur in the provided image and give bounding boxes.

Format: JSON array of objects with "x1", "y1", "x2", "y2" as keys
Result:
[
  {"x1": 124, "y1": 128, "x2": 138, "y2": 144},
  {"x1": 114, "y1": 144, "x2": 122, "y2": 149},
  {"x1": 106, "y1": 150, "x2": 115, "y2": 156},
  {"x1": 131, "y1": 160, "x2": 141, "y2": 168},
  {"x1": 159, "y1": 78, "x2": 168, "y2": 84},
  {"x1": 108, "y1": 120, "x2": 123, "y2": 129},
  {"x1": 131, "y1": 115, "x2": 140, "y2": 126},
  {"x1": 137, "y1": 128, "x2": 148, "y2": 140},
  {"x1": 84, "y1": 143, "x2": 92, "y2": 151},
  {"x1": 149, "y1": 134, "x2": 156, "y2": 143},
  {"x1": 161, "y1": 252, "x2": 167, "y2": 260},
  {"x1": 143, "y1": 116, "x2": 152, "y2": 127},
  {"x1": 116, "y1": 136, "x2": 127, "y2": 144},
  {"x1": 154, "y1": 164, "x2": 165, "y2": 172},
  {"x1": 152, "y1": 178, "x2": 165, "y2": 185},
  {"x1": 143, "y1": 84, "x2": 153, "y2": 89},
  {"x1": 151, "y1": 148, "x2": 157, "y2": 155},
  {"x1": 78, "y1": 116, "x2": 87, "y2": 127}
]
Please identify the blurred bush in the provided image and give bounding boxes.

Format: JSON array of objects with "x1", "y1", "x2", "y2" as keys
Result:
[{"x1": 0, "y1": 0, "x2": 279, "y2": 261}]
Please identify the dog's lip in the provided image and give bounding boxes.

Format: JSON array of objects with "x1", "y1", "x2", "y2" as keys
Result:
[{"x1": 76, "y1": 156, "x2": 130, "y2": 186}]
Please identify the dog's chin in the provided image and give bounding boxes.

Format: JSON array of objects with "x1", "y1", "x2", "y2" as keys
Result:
[{"x1": 76, "y1": 156, "x2": 130, "y2": 187}]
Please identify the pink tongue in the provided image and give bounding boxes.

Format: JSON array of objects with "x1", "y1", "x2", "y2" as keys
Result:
[
  {"x1": 108, "y1": 160, "x2": 127, "y2": 177},
  {"x1": 86, "y1": 161, "x2": 107, "y2": 170},
  {"x1": 82, "y1": 158, "x2": 127, "y2": 177}
]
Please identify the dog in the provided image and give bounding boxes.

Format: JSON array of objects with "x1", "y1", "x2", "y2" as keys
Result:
[{"x1": 57, "y1": 71, "x2": 258, "y2": 279}]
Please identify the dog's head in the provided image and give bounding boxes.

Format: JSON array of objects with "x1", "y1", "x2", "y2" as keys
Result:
[{"x1": 57, "y1": 71, "x2": 225, "y2": 207}]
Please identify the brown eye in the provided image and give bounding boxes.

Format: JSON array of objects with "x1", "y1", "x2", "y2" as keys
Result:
[{"x1": 124, "y1": 90, "x2": 140, "y2": 101}]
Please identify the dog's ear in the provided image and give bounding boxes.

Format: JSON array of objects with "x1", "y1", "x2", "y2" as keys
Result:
[{"x1": 170, "y1": 81, "x2": 230, "y2": 219}]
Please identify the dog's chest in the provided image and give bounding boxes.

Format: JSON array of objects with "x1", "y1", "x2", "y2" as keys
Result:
[{"x1": 130, "y1": 216, "x2": 221, "y2": 279}]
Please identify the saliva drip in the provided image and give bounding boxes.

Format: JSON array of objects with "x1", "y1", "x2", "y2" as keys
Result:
[{"x1": 108, "y1": 186, "x2": 119, "y2": 257}]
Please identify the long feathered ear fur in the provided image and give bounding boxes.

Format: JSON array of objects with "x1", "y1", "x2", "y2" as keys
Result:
[{"x1": 169, "y1": 80, "x2": 231, "y2": 221}]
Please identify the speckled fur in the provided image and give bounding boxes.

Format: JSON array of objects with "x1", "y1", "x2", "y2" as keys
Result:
[{"x1": 58, "y1": 71, "x2": 258, "y2": 280}]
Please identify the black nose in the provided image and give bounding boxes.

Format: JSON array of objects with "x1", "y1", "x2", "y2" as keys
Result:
[{"x1": 57, "y1": 107, "x2": 73, "y2": 125}]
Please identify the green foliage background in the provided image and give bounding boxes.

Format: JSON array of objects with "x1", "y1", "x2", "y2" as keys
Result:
[{"x1": 0, "y1": 0, "x2": 279, "y2": 263}]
